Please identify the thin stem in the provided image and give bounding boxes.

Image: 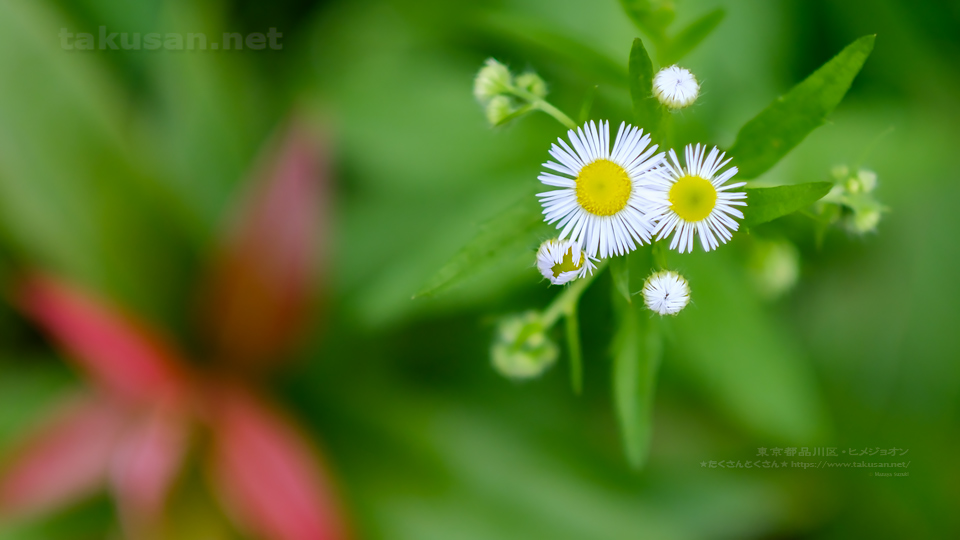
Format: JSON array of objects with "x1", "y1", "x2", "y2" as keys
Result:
[
  {"x1": 652, "y1": 241, "x2": 669, "y2": 270},
  {"x1": 534, "y1": 99, "x2": 578, "y2": 130},
  {"x1": 509, "y1": 87, "x2": 578, "y2": 130},
  {"x1": 565, "y1": 306, "x2": 583, "y2": 395},
  {"x1": 541, "y1": 259, "x2": 608, "y2": 328}
]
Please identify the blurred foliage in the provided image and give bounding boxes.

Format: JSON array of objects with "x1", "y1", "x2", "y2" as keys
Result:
[{"x1": 1, "y1": 0, "x2": 959, "y2": 538}]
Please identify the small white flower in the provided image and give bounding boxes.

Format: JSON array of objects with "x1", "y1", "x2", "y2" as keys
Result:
[
  {"x1": 644, "y1": 144, "x2": 747, "y2": 254},
  {"x1": 538, "y1": 120, "x2": 664, "y2": 259},
  {"x1": 642, "y1": 270, "x2": 690, "y2": 315},
  {"x1": 536, "y1": 238, "x2": 596, "y2": 285},
  {"x1": 653, "y1": 65, "x2": 700, "y2": 110}
]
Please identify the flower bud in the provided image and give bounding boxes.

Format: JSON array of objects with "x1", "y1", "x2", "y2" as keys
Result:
[
  {"x1": 491, "y1": 312, "x2": 558, "y2": 379},
  {"x1": 536, "y1": 238, "x2": 595, "y2": 285},
  {"x1": 857, "y1": 169, "x2": 877, "y2": 192},
  {"x1": 642, "y1": 270, "x2": 690, "y2": 315},
  {"x1": 473, "y1": 58, "x2": 513, "y2": 103},
  {"x1": 484, "y1": 95, "x2": 515, "y2": 127},
  {"x1": 515, "y1": 72, "x2": 547, "y2": 99},
  {"x1": 847, "y1": 206, "x2": 882, "y2": 235},
  {"x1": 652, "y1": 65, "x2": 699, "y2": 110}
]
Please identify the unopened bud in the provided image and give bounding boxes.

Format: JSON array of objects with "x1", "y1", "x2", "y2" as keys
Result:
[
  {"x1": 652, "y1": 65, "x2": 699, "y2": 110},
  {"x1": 491, "y1": 312, "x2": 558, "y2": 379},
  {"x1": 515, "y1": 72, "x2": 547, "y2": 99},
  {"x1": 474, "y1": 58, "x2": 513, "y2": 103},
  {"x1": 857, "y1": 169, "x2": 877, "y2": 192},
  {"x1": 485, "y1": 95, "x2": 515, "y2": 126}
]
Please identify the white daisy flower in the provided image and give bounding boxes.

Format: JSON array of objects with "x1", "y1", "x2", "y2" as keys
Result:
[
  {"x1": 642, "y1": 270, "x2": 690, "y2": 315},
  {"x1": 536, "y1": 238, "x2": 597, "y2": 285},
  {"x1": 645, "y1": 144, "x2": 747, "y2": 254},
  {"x1": 653, "y1": 65, "x2": 700, "y2": 110},
  {"x1": 537, "y1": 120, "x2": 664, "y2": 259}
]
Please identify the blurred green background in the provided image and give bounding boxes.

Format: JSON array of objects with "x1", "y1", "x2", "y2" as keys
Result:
[{"x1": 1, "y1": 0, "x2": 958, "y2": 538}]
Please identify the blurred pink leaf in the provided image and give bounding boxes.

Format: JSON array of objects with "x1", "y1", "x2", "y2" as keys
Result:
[
  {"x1": 200, "y1": 120, "x2": 329, "y2": 370},
  {"x1": 110, "y1": 403, "x2": 191, "y2": 535},
  {"x1": 0, "y1": 395, "x2": 125, "y2": 515},
  {"x1": 15, "y1": 275, "x2": 189, "y2": 404},
  {"x1": 207, "y1": 386, "x2": 348, "y2": 540}
]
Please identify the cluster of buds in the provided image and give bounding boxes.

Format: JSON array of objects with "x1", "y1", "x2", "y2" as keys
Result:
[
  {"x1": 473, "y1": 58, "x2": 548, "y2": 127},
  {"x1": 820, "y1": 165, "x2": 886, "y2": 235}
]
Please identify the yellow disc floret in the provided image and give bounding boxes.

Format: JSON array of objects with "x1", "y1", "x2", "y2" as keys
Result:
[
  {"x1": 668, "y1": 175, "x2": 717, "y2": 222},
  {"x1": 551, "y1": 247, "x2": 583, "y2": 278},
  {"x1": 575, "y1": 159, "x2": 632, "y2": 216}
]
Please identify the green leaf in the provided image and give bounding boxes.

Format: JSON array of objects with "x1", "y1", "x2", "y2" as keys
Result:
[
  {"x1": 610, "y1": 256, "x2": 632, "y2": 303},
  {"x1": 741, "y1": 182, "x2": 833, "y2": 229},
  {"x1": 611, "y1": 295, "x2": 662, "y2": 469},
  {"x1": 661, "y1": 8, "x2": 726, "y2": 65},
  {"x1": 415, "y1": 194, "x2": 545, "y2": 298},
  {"x1": 628, "y1": 38, "x2": 662, "y2": 133},
  {"x1": 0, "y1": 0, "x2": 197, "y2": 325},
  {"x1": 728, "y1": 35, "x2": 876, "y2": 179},
  {"x1": 670, "y1": 250, "x2": 827, "y2": 442},
  {"x1": 619, "y1": 0, "x2": 675, "y2": 41}
]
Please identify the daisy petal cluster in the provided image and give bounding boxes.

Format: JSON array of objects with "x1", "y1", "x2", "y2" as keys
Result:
[
  {"x1": 653, "y1": 65, "x2": 700, "y2": 110},
  {"x1": 642, "y1": 270, "x2": 691, "y2": 315},
  {"x1": 645, "y1": 144, "x2": 747, "y2": 253},
  {"x1": 536, "y1": 238, "x2": 597, "y2": 285},
  {"x1": 538, "y1": 120, "x2": 663, "y2": 259}
]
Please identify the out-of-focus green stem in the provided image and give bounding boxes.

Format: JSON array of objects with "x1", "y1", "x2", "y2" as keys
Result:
[{"x1": 565, "y1": 305, "x2": 583, "y2": 394}]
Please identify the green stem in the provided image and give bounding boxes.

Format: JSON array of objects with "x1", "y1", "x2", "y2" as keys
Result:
[
  {"x1": 652, "y1": 241, "x2": 669, "y2": 270},
  {"x1": 509, "y1": 87, "x2": 578, "y2": 130},
  {"x1": 565, "y1": 306, "x2": 583, "y2": 395},
  {"x1": 657, "y1": 109, "x2": 674, "y2": 150},
  {"x1": 541, "y1": 259, "x2": 608, "y2": 328},
  {"x1": 534, "y1": 99, "x2": 578, "y2": 130}
]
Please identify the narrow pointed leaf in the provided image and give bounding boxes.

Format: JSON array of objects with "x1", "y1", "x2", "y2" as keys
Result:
[
  {"x1": 628, "y1": 38, "x2": 662, "y2": 133},
  {"x1": 15, "y1": 275, "x2": 188, "y2": 404},
  {"x1": 416, "y1": 194, "x2": 546, "y2": 298},
  {"x1": 741, "y1": 182, "x2": 832, "y2": 229},
  {"x1": 0, "y1": 395, "x2": 124, "y2": 515},
  {"x1": 110, "y1": 404, "x2": 190, "y2": 533},
  {"x1": 661, "y1": 8, "x2": 725, "y2": 65},
  {"x1": 728, "y1": 35, "x2": 876, "y2": 179},
  {"x1": 207, "y1": 387, "x2": 349, "y2": 540},
  {"x1": 200, "y1": 120, "x2": 329, "y2": 369},
  {"x1": 611, "y1": 295, "x2": 662, "y2": 469}
]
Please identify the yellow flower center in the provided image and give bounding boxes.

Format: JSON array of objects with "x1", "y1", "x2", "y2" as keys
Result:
[
  {"x1": 551, "y1": 247, "x2": 583, "y2": 278},
  {"x1": 576, "y1": 159, "x2": 632, "y2": 216},
  {"x1": 668, "y1": 175, "x2": 717, "y2": 222}
]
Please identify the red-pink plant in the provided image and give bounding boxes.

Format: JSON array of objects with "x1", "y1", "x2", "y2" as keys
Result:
[{"x1": 0, "y1": 119, "x2": 348, "y2": 540}]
